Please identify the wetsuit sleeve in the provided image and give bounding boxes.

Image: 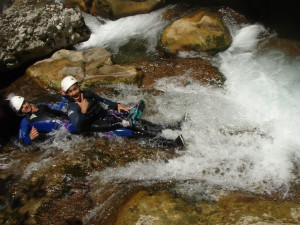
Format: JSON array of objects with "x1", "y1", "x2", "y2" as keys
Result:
[
  {"x1": 67, "y1": 102, "x2": 89, "y2": 132},
  {"x1": 19, "y1": 118, "x2": 33, "y2": 145},
  {"x1": 37, "y1": 105, "x2": 68, "y2": 120},
  {"x1": 87, "y1": 90, "x2": 119, "y2": 108},
  {"x1": 49, "y1": 97, "x2": 68, "y2": 111}
]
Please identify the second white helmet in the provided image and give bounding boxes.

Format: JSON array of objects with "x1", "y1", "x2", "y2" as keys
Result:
[
  {"x1": 61, "y1": 76, "x2": 78, "y2": 92},
  {"x1": 10, "y1": 96, "x2": 25, "y2": 112}
]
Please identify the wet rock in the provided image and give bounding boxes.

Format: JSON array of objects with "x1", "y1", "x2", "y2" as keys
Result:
[
  {"x1": 132, "y1": 58, "x2": 225, "y2": 88},
  {"x1": 25, "y1": 47, "x2": 144, "y2": 90},
  {"x1": 0, "y1": 0, "x2": 91, "y2": 73},
  {"x1": 65, "y1": 0, "x2": 166, "y2": 19},
  {"x1": 113, "y1": 189, "x2": 300, "y2": 225},
  {"x1": 259, "y1": 37, "x2": 300, "y2": 57},
  {"x1": 0, "y1": 137, "x2": 178, "y2": 225},
  {"x1": 160, "y1": 8, "x2": 232, "y2": 55}
]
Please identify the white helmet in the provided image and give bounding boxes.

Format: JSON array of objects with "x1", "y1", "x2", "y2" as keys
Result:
[
  {"x1": 61, "y1": 75, "x2": 78, "y2": 92},
  {"x1": 10, "y1": 96, "x2": 25, "y2": 112}
]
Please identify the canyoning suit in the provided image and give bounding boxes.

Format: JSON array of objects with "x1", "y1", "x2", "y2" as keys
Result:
[
  {"x1": 19, "y1": 97, "x2": 76, "y2": 145},
  {"x1": 66, "y1": 90, "x2": 126, "y2": 133},
  {"x1": 66, "y1": 90, "x2": 182, "y2": 149}
]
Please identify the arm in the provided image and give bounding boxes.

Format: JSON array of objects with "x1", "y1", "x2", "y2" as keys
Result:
[
  {"x1": 38, "y1": 105, "x2": 68, "y2": 120},
  {"x1": 19, "y1": 118, "x2": 33, "y2": 145},
  {"x1": 48, "y1": 96, "x2": 68, "y2": 111},
  {"x1": 67, "y1": 102, "x2": 89, "y2": 132},
  {"x1": 87, "y1": 90, "x2": 130, "y2": 112},
  {"x1": 86, "y1": 90, "x2": 119, "y2": 108}
]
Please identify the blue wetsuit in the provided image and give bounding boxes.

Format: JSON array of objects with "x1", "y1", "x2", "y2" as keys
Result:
[{"x1": 19, "y1": 97, "x2": 76, "y2": 145}]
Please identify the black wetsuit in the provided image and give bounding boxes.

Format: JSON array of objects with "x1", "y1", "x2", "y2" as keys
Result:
[
  {"x1": 66, "y1": 90, "x2": 183, "y2": 149},
  {"x1": 67, "y1": 90, "x2": 124, "y2": 132}
]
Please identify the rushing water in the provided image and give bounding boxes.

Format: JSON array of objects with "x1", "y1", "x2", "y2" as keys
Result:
[
  {"x1": 75, "y1": 7, "x2": 300, "y2": 197},
  {"x1": 8, "y1": 6, "x2": 299, "y2": 205}
]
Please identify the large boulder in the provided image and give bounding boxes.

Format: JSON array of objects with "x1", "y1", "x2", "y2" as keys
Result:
[
  {"x1": 65, "y1": 0, "x2": 166, "y2": 19},
  {"x1": 25, "y1": 47, "x2": 144, "y2": 90},
  {"x1": 0, "y1": 0, "x2": 91, "y2": 73},
  {"x1": 160, "y1": 9, "x2": 232, "y2": 55}
]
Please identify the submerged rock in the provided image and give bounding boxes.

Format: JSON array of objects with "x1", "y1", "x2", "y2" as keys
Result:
[
  {"x1": 0, "y1": 0, "x2": 91, "y2": 73},
  {"x1": 132, "y1": 58, "x2": 225, "y2": 88}
]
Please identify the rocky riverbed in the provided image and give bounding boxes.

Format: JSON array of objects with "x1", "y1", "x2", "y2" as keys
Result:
[{"x1": 1, "y1": 1, "x2": 300, "y2": 225}]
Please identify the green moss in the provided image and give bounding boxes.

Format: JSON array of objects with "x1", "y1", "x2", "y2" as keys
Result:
[
  {"x1": 213, "y1": 35, "x2": 226, "y2": 47},
  {"x1": 111, "y1": 38, "x2": 153, "y2": 64},
  {"x1": 193, "y1": 44, "x2": 203, "y2": 52}
]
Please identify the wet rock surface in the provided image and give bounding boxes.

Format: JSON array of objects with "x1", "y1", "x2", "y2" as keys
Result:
[
  {"x1": 132, "y1": 58, "x2": 225, "y2": 88},
  {"x1": 25, "y1": 47, "x2": 144, "y2": 90},
  {"x1": 114, "y1": 188, "x2": 300, "y2": 225},
  {"x1": 2, "y1": 135, "x2": 299, "y2": 225},
  {"x1": 1, "y1": 1, "x2": 300, "y2": 225},
  {"x1": 0, "y1": 137, "x2": 177, "y2": 225},
  {"x1": 65, "y1": 0, "x2": 166, "y2": 19}
]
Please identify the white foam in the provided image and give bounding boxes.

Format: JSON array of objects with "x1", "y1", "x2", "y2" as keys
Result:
[
  {"x1": 90, "y1": 24, "x2": 300, "y2": 195},
  {"x1": 75, "y1": 6, "x2": 172, "y2": 53}
]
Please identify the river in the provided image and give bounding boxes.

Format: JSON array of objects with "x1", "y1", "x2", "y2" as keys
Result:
[
  {"x1": 1, "y1": 4, "x2": 300, "y2": 224},
  {"x1": 73, "y1": 6, "x2": 300, "y2": 197}
]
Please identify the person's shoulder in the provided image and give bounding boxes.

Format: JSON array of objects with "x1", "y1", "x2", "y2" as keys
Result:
[
  {"x1": 83, "y1": 89, "x2": 95, "y2": 95},
  {"x1": 83, "y1": 89, "x2": 99, "y2": 99}
]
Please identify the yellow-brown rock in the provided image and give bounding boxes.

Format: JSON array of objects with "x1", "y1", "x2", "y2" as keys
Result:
[
  {"x1": 25, "y1": 47, "x2": 144, "y2": 90},
  {"x1": 90, "y1": 0, "x2": 165, "y2": 19},
  {"x1": 65, "y1": 0, "x2": 89, "y2": 13},
  {"x1": 160, "y1": 9, "x2": 232, "y2": 55},
  {"x1": 114, "y1": 190, "x2": 300, "y2": 225}
]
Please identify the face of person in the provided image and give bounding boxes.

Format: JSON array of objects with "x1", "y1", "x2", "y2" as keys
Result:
[
  {"x1": 66, "y1": 84, "x2": 81, "y2": 102},
  {"x1": 20, "y1": 101, "x2": 32, "y2": 114}
]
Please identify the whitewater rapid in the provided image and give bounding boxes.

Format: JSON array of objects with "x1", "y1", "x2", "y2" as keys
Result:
[{"x1": 74, "y1": 8, "x2": 300, "y2": 195}]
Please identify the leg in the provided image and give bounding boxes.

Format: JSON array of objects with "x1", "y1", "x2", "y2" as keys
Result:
[
  {"x1": 132, "y1": 119, "x2": 164, "y2": 137},
  {"x1": 131, "y1": 130, "x2": 186, "y2": 150},
  {"x1": 89, "y1": 119, "x2": 123, "y2": 132},
  {"x1": 134, "y1": 112, "x2": 187, "y2": 132}
]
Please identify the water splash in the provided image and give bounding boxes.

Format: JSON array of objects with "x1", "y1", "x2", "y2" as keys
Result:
[
  {"x1": 90, "y1": 23, "x2": 300, "y2": 195},
  {"x1": 75, "y1": 6, "x2": 173, "y2": 53}
]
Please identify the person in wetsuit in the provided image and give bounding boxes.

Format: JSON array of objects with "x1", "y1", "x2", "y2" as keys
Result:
[
  {"x1": 0, "y1": 99, "x2": 23, "y2": 146},
  {"x1": 60, "y1": 76, "x2": 185, "y2": 149},
  {"x1": 10, "y1": 95, "x2": 76, "y2": 145}
]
